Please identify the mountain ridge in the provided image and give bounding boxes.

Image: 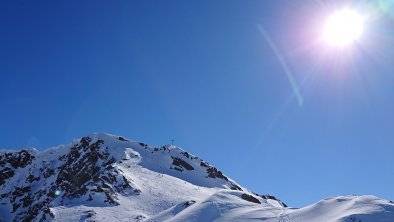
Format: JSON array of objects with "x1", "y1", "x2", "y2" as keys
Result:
[{"x1": 1, "y1": 133, "x2": 393, "y2": 222}]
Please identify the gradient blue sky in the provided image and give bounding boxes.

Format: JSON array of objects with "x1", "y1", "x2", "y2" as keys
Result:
[{"x1": 1, "y1": 0, "x2": 394, "y2": 207}]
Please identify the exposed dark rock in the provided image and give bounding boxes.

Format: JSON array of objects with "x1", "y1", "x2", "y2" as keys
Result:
[
  {"x1": 58, "y1": 154, "x2": 66, "y2": 161},
  {"x1": 199, "y1": 160, "x2": 230, "y2": 182},
  {"x1": 26, "y1": 175, "x2": 40, "y2": 183},
  {"x1": 24, "y1": 198, "x2": 51, "y2": 221},
  {"x1": 0, "y1": 150, "x2": 35, "y2": 187},
  {"x1": 43, "y1": 168, "x2": 54, "y2": 178},
  {"x1": 266, "y1": 195, "x2": 277, "y2": 200},
  {"x1": 171, "y1": 157, "x2": 194, "y2": 171},
  {"x1": 21, "y1": 196, "x2": 33, "y2": 208},
  {"x1": 138, "y1": 142, "x2": 147, "y2": 148},
  {"x1": 0, "y1": 167, "x2": 14, "y2": 186},
  {"x1": 206, "y1": 167, "x2": 228, "y2": 181},
  {"x1": 12, "y1": 186, "x2": 31, "y2": 198},
  {"x1": 134, "y1": 189, "x2": 141, "y2": 195},
  {"x1": 171, "y1": 166, "x2": 183, "y2": 172},
  {"x1": 241, "y1": 193, "x2": 261, "y2": 204},
  {"x1": 254, "y1": 193, "x2": 288, "y2": 207},
  {"x1": 5, "y1": 137, "x2": 127, "y2": 220},
  {"x1": 229, "y1": 182, "x2": 243, "y2": 191},
  {"x1": 104, "y1": 191, "x2": 119, "y2": 205},
  {"x1": 0, "y1": 150, "x2": 35, "y2": 169},
  {"x1": 0, "y1": 193, "x2": 8, "y2": 199},
  {"x1": 182, "y1": 200, "x2": 196, "y2": 208},
  {"x1": 79, "y1": 137, "x2": 92, "y2": 149},
  {"x1": 12, "y1": 202, "x2": 21, "y2": 213},
  {"x1": 135, "y1": 215, "x2": 146, "y2": 222},
  {"x1": 117, "y1": 136, "x2": 128, "y2": 141},
  {"x1": 56, "y1": 139, "x2": 105, "y2": 198},
  {"x1": 255, "y1": 193, "x2": 277, "y2": 200},
  {"x1": 200, "y1": 161, "x2": 209, "y2": 168},
  {"x1": 181, "y1": 152, "x2": 190, "y2": 159}
]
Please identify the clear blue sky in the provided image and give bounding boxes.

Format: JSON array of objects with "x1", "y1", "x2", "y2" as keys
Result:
[{"x1": 1, "y1": 0, "x2": 393, "y2": 207}]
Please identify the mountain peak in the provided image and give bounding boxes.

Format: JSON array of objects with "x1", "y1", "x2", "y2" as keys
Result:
[
  {"x1": 0, "y1": 133, "x2": 249, "y2": 221},
  {"x1": 1, "y1": 133, "x2": 393, "y2": 222}
]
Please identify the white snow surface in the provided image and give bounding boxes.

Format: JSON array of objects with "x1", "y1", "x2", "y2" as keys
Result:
[{"x1": 0, "y1": 133, "x2": 393, "y2": 222}]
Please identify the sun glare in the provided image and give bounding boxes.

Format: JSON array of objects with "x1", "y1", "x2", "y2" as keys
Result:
[{"x1": 323, "y1": 9, "x2": 365, "y2": 47}]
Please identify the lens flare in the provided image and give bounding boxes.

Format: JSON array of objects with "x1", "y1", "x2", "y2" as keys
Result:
[
  {"x1": 378, "y1": 0, "x2": 394, "y2": 17},
  {"x1": 55, "y1": 190, "x2": 61, "y2": 196},
  {"x1": 323, "y1": 9, "x2": 365, "y2": 47}
]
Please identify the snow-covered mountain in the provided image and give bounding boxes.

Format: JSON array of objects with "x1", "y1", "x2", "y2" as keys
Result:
[{"x1": 1, "y1": 133, "x2": 393, "y2": 222}]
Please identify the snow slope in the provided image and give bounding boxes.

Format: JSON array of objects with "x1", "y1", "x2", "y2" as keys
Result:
[{"x1": 0, "y1": 133, "x2": 393, "y2": 222}]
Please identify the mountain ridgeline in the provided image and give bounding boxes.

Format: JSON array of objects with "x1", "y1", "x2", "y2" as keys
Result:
[{"x1": 0, "y1": 133, "x2": 393, "y2": 222}]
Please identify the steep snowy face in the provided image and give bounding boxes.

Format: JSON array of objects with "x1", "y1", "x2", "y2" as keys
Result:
[{"x1": 0, "y1": 133, "x2": 274, "y2": 221}]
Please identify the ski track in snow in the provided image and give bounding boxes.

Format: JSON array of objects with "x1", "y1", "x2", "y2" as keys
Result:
[{"x1": 278, "y1": 207, "x2": 291, "y2": 222}]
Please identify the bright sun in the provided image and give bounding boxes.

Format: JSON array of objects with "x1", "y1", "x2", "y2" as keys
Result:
[{"x1": 323, "y1": 9, "x2": 365, "y2": 47}]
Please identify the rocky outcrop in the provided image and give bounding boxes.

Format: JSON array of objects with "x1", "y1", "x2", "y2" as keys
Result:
[
  {"x1": 241, "y1": 193, "x2": 261, "y2": 204},
  {"x1": 0, "y1": 134, "x2": 245, "y2": 221},
  {"x1": 0, "y1": 136, "x2": 140, "y2": 221}
]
